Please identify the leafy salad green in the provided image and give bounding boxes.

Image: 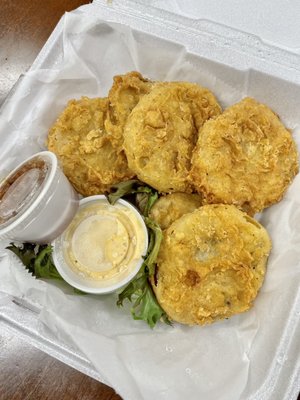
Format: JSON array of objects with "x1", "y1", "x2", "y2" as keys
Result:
[
  {"x1": 7, "y1": 242, "x2": 86, "y2": 295},
  {"x1": 108, "y1": 180, "x2": 171, "y2": 328},
  {"x1": 7, "y1": 243, "x2": 61, "y2": 280},
  {"x1": 7, "y1": 180, "x2": 170, "y2": 328}
]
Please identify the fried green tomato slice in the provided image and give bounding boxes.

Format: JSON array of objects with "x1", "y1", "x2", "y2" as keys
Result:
[
  {"x1": 105, "y1": 71, "x2": 153, "y2": 145},
  {"x1": 153, "y1": 204, "x2": 272, "y2": 325},
  {"x1": 47, "y1": 96, "x2": 134, "y2": 196},
  {"x1": 149, "y1": 193, "x2": 203, "y2": 230},
  {"x1": 123, "y1": 82, "x2": 222, "y2": 193},
  {"x1": 190, "y1": 97, "x2": 299, "y2": 214}
]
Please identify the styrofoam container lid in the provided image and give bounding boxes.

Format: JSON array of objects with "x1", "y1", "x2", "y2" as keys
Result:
[{"x1": 1, "y1": 2, "x2": 300, "y2": 400}]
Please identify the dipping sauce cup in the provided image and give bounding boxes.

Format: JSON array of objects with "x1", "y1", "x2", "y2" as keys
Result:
[
  {"x1": 52, "y1": 195, "x2": 149, "y2": 294},
  {"x1": 0, "y1": 151, "x2": 79, "y2": 243}
]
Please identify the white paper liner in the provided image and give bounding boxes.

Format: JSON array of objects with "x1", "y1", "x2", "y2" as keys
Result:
[{"x1": 0, "y1": 10, "x2": 299, "y2": 400}]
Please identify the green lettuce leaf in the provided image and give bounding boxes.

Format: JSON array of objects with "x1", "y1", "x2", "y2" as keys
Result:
[
  {"x1": 7, "y1": 243, "x2": 62, "y2": 279},
  {"x1": 117, "y1": 215, "x2": 171, "y2": 328},
  {"x1": 143, "y1": 217, "x2": 163, "y2": 276},
  {"x1": 107, "y1": 179, "x2": 158, "y2": 217},
  {"x1": 107, "y1": 179, "x2": 141, "y2": 205},
  {"x1": 6, "y1": 243, "x2": 86, "y2": 294},
  {"x1": 131, "y1": 279, "x2": 170, "y2": 329},
  {"x1": 6, "y1": 243, "x2": 37, "y2": 271},
  {"x1": 117, "y1": 266, "x2": 171, "y2": 328},
  {"x1": 136, "y1": 191, "x2": 158, "y2": 217}
]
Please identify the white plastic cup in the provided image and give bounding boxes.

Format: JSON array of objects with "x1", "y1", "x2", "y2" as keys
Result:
[
  {"x1": 0, "y1": 151, "x2": 79, "y2": 243},
  {"x1": 52, "y1": 195, "x2": 149, "y2": 294}
]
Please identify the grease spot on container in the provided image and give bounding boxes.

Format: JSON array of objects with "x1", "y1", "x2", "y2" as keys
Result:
[{"x1": 165, "y1": 345, "x2": 174, "y2": 353}]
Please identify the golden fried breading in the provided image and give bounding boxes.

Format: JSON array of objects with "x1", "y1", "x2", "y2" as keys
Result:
[
  {"x1": 47, "y1": 97, "x2": 134, "y2": 196},
  {"x1": 190, "y1": 97, "x2": 299, "y2": 214},
  {"x1": 149, "y1": 193, "x2": 202, "y2": 230},
  {"x1": 153, "y1": 204, "x2": 272, "y2": 325},
  {"x1": 105, "y1": 71, "x2": 153, "y2": 144},
  {"x1": 123, "y1": 82, "x2": 222, "y2": 193}
]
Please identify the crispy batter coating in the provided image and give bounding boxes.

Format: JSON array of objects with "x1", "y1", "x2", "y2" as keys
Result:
[
  {"x1": 47, "y1": 97, "x2": 134, "y2": 196},
  {"x1": 153, "y1": 204, "x2": 272, "y2": 325},
  {"x1": 190, "y1": 97, "x2": 299, "y2": 214},
  {"x1": 149, "y1": 193, "x2": 202, "y2": 230},
  {"x1": 123, "y1": 82, "x2": 222, "y2": 193},
  {"x1": 105, "y1": 71, "x2": 153, "y2": 144}
]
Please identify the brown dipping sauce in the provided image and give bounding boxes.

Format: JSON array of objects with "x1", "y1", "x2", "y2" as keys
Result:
[{"x1": 0, "y1": 158, "x2": 48, "y2": 225}]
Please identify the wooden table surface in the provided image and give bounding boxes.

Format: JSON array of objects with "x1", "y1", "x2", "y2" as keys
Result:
[{"x1": 0, "y1": 1, "x2": 122, "y2": 399}]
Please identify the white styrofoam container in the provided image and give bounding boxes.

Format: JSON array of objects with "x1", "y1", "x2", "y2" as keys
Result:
[{"x1": 0, "y1": 1, "x2": 299, "y2": 399}]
